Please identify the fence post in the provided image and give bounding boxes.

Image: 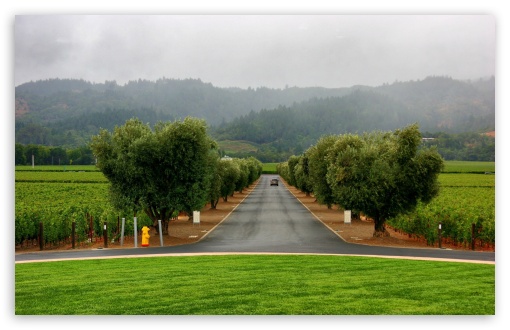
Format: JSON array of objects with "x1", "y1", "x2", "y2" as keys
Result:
[
  {"x1": 158, "y1": 220, "x2": 164, "y2": 247},
  {"x1": 72, "y1": 221, "x2": 76, "y2": 249},
  {"x1": 88, "y1": 213, "x2": 94, "y2": 243},
  {"x1": 103, "y1": 222, "x2": 108, "y2": 248},
  {"x1": 134, "y1": 217, "x2": 138, "y2": 248},
  {"x1": 120, "y1": 217, "x2": 125, "y2": 246},
  {"x1": 39, "y1": 222, "x2": 43, "y2": 251},
  {"x1": 438, "y1": 222, "x2": 442, "y2": 249}
]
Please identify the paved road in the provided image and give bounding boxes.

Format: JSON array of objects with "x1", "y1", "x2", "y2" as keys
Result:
[{"x1": 15, "y1": 175, "x2": 495, "y2": 263}]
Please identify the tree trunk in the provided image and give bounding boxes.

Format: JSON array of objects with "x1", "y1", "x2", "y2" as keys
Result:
[
  {"x1": 144, "y1": 207, "x2": 172, "y2": 235},
  {"x1": 373, "y1": 215, "x2": 390, "y2": 238}
]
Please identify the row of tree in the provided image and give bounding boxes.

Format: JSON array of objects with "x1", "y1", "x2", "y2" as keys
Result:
[
  {"x1": 277, "y1": 123, "x2": 444, "y2": 237},
  {"x1": 15, "y1": 143, "x2": 95, "y2": 166},
  {"x1": 90, "y1": 117, "x2": 262, "y2": 234}
]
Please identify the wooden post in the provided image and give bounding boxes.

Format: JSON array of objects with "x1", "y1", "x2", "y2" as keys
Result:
[
  {"x1": 89, "y1": 214, "x2": 94, "y2": 242},
  {"x1": 103, "y1": 222, "x2": 108, "y2": 248},
  {"x1": 72, "y1": 221, "x2": 76, "y2": 249},
  {"x1": 39, "y1": 222, "x2": 43, "y2": 251},
  {"x1": 438, "y1": 222, "x2": 442, "y2": 249}
]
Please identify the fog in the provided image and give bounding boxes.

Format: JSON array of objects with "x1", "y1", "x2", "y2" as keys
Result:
[{"x1": 14, "y1": 14, "x2": 495, "y2": 88}]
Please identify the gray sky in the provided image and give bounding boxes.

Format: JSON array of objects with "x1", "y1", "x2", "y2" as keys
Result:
[{"x1": 14, "y1": 14, "x2": 495, "y2": 89}]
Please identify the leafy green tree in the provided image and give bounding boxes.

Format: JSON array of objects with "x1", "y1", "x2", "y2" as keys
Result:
[
  {"x1": 90, "y1": 117, "x2": 216, "y2": 234},
  {"x1": 24, "y1": 144, "x2": 50, "y2": 165},
  {"x1": 218, "y1": 159, "x2": 241, "y2": 202},
  {"x1": 15, "y1": 143, "x2": 26, "y2": 165},
  {"x1": 286, "y1": 155, "x2": 300, "y2": 187},
  {"x1": 306, "y1": 135, "x2": 337, "y2": 209},
  {"x1": 233, "y1": 158, "x2": 249, "y2": 193},
  {"x1": 207, "y1": 154, "x2": 222, "y2": 209},
  {"x1": 294, "y1": 153, "x2": 313, "y2": 196},
  {"x1": 276, "y1": 162, "x2": 290, "y2": 182},
  {"x1": 326, "y1": 124, "x2": 443, "y2": 237},
  {"x1": 49, "y1": 147, "x2": 68, "y2": 165},
  {"x1": 245, "y1": 156, "x2": 263, "y2": 185}
]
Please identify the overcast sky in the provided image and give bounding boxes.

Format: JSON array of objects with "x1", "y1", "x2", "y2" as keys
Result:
[{"x1": 14, "y1": 14, "x2": 495, "y2": 89}]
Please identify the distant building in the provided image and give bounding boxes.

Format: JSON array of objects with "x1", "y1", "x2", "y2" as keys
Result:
[{"x1": 221, "y1": 155, "x2": 233, "y2": 161}]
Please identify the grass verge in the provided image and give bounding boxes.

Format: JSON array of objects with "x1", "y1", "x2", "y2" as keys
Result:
[{"x1": 15, "y1": 255, "x2": 494, "y2": 315}]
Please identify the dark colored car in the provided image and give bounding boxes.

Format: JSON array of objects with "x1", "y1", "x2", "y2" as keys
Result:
[{"x1": 270, "y1": 178, "x2": 279, "y2": 186}]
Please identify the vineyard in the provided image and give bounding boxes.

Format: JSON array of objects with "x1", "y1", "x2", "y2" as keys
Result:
[
  {"x1": 15, "y1": 162, "x2": 496, "y2": 251},
  {"x1": 388, "y1": 169, "x2": 495, "y2": 249},
  {"x1": 15, "y1": 166, "x2": 153, "y2": 249}
]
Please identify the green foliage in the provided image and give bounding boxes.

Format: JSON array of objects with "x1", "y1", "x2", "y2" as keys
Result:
[
  {"x1": 421, "y1": 132, "x2": 495, "y2": 161},
  {"x1": 213, "y1": 77, "x2": 494, "y2": 162},
  {"x1": 218, "y1": 159, "x2": 241, "y2": 202},
  {"x1": 388, "y1": 174, "x2": 495, "y2": 247},
  {"x1": 15, "y1": 171, "x2": 107, "y2": 183},
  {"x1": 16, "y1": 77, "x2": 494, "y2": 163},
  {"x1": 305, "y1": 135, "x2": 338, "y2": 208},
  {"x1": 15, "y1": 143, "x2": 94, "y2": 165},
  {"x1": 90, "y1": 117, "x2": 216, "y2": 230},
  {"x1": 293, "y1": 153, "x2": 313, "y2": 195},
  {"x1": 14, "y1": 181, "x2": 139, "y2": 247},
  {"x1": 283, "y1": 124, "x2": 444, "y2": 235},
  {"x1": 14, "y1": 151, "x2": 262, "y2": 246},
  {"x1": 286, "y1": 155, "x2": 300, "y2": 187}
]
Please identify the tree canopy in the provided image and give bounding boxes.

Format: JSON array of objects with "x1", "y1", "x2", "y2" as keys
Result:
[
  {"x1": 279, "y1": 124, "x2": 444, "y2": 236},
  {"x1": 90, "y1": 117, "x2": 216, "y2": 233}
]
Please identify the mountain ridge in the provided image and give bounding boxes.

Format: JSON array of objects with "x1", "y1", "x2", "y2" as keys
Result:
[{"x1": 15, "y1": 76, "x2": 495, "y2": 153}]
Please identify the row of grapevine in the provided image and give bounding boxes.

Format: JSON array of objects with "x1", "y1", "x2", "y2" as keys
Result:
[
  {"x1": 15, "y1": 181, "x2": 152, "y2": 248},
  {"x1": 388, "y1": 184, "x2": 495, "y2": 248},
  {"x1": 15, "y1": 170, "x2": 108, "y2": 183}
]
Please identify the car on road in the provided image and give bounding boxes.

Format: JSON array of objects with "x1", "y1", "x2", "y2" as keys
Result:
[{"x1": 270, "y1": 178, "x2": 279, "y2": 186}]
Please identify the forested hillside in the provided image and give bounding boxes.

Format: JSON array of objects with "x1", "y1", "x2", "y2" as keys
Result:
[
  {"x1": 15, "y1": 76, "x2": 494, "y2": 162},
  {"x1": 211, "y1": 77, "x2": 494, "y2": 161},
  {"x1": 15, "y1": 77, "x2": 352, "y2": 147}
]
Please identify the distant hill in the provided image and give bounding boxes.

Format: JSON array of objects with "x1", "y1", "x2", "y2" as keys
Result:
[
  {"x1": 211, "y1": 76, "x2": 494, "y2": 160},
  {"x1": 15, "y1": 76, "x2": 494, "y2": 154}
]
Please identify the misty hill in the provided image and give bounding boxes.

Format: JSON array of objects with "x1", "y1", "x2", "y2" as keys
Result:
[
  {"x1": 15, "y1": 78, "x2": 352, "y2": 124},
  {"x1": 15, "y1": 76, "x2": 494, "y2": 151}
]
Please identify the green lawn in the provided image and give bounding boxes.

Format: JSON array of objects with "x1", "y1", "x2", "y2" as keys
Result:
[
  {"x1": 262, "y1": 162, "x2": 278, "y2": 174},
  {"x1": 442, "y1": 161, "x2": 495, "y2": 173},
  {"x1": 15, "y1": 255, "x2": 494, "y2": 315}
]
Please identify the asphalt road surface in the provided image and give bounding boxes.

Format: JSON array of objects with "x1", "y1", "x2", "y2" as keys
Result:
[{"x1": 15, "y1": 175, "x2": 495, "y2": 263}]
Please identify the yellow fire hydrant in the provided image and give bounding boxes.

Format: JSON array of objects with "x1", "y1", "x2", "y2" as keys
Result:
[{"x1": 141, "y1": 226, "x2": 150, "y2": 247}]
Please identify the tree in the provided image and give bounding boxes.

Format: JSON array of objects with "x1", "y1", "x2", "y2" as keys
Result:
[
  {"x1": 15, "y1": 143, "x2": 26, "y2": 165},
  {"x1": 326, "y1": 124, "x2": 443, "y2": 237},
  {"x1": 233, "y1": 158, "x2": 249, "y2": 193},
  {"x1": 90, "y1": 117, "x2": 216, "y2": 234},
  {"x1": 286, "y1": 155, "x2": 300, "y2": 187},
  {"x1": 294, "y1": 153, "x2": 313, "y2": 196},
  {"x1": 218, "y1": 158, "x2": 241, "y2": 202},
  {"x1": 207, "y1": 154, "x2": 222, "y2": 209},
  {"x1": 306, "y1": 135, "x2": 337, "y2": 208},
  {"x1": 245, "y1": 156, "x2": 263, "y2": 185}
]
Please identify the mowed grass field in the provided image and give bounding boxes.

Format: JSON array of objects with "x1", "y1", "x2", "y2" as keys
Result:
[{"x1": 15, "y1": 255, "x2": 494, "y2": 315}]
